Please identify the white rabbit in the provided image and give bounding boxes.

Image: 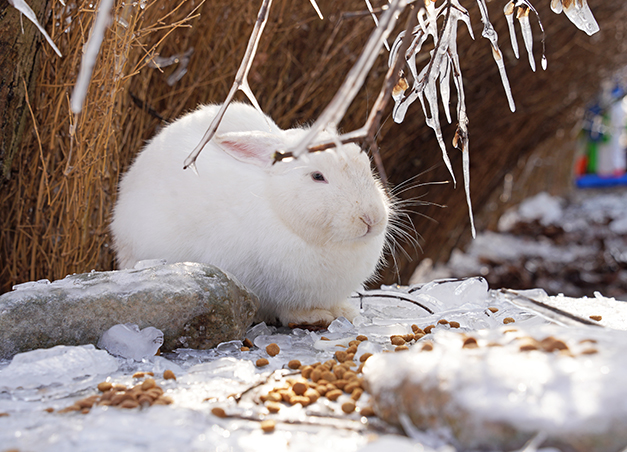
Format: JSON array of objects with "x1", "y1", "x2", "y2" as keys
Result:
[{"x1": 111, "y1": 103, "x2": 390, "y2": 326}]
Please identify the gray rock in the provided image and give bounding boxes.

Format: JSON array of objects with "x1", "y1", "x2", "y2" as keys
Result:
[{"x1": 0, "y1": 262, "x2": 259, "y2": 359}]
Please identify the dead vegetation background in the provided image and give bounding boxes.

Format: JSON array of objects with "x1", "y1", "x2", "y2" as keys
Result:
[{"x1": 1, "y1": 0, "x2": 627, "y2": 293}]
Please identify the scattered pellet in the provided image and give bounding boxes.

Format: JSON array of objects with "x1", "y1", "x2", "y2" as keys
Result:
[
  {"x1": 243, "y1": 338, "x2": 253, "y2": 348},
  {"x1": 449, "y1": 321, "x2": 460, "y2": 328},
  {"x1": 290, "y1": 395, "x2": 310, "y2": 406},
  {"x1": 0, "y1": 412, "x2": 9, "y2": 417},
  {"x1": 503, "y1": 317, "x2": 515, "y2": 324},
  {"x1": 292, "y1": 381, "x2": 308, "y2": 396},
  {"x1": 141, "y1": 378, "x2": 156, "y2": 391},
  {"x1": 395, "y1": 345, "x2": 409, "y2": 352},
  {"x1": 488, "y1": 307, "x2": 499, "y2": 313},
  {"x1": 589, "y1": 315, "x2": 602, "y2": 321},
  {"x1": 462, "y1": 337, "x2": 478, "y2": 349},
  {"x1": 359, "y1": 353, "x2": 373, "y2": 363},
  {"x1": 44, "y1": 407, "x2": 54, "y2": 413},
  {"x1": 266, "y1": 402, "x2": 282, "y2": 413},
  {"x1": 360, "y1": 406, "x2": 375, "y2": 417},
  {"x1": 341, "y1": 400, "x2": 356, "y2": 414},
  {"x1": 335, "y1": 350, "x2": 349, "y2": 363},
  {"x1": 320, "y1": 336, "x2": 330, "y2": 341},
  {"x1": 326, "y1": 389, "x2": 343, "y2": 401},
  {"x1": 97, "y1": 381, "x2": 113, "y2": 392},
  {"x1": 540, "y1": 337, "x2": 568, "y2": 353},
  {"x1": 581, "y1": 348, "x2": 598, "y2": 355},
  {"x1": 163, "y1": 370, "x2": 176, "y2": 380},
  {"x1": 211, "y1": 407, "x2": 227, "y2": 418},
  {"x1": 132, "y1": 372, "x2": 146, "y2": 379},
  {"x1": 411, "y1": 324, "x2": 424, "y2": 335},
  {"x1": 437, "y1": 319, "x2": 449, "y2": 325},
  {"x1": 266, "y1": 343, "x2": 280, "y2": 356},
  {"x1": 423, "y1": 325, "x2": 436, "y2": 334},
  {"x1": 390, "y1": 336, "x2": 406, "y2": 346},
  {"x1": 256, "y1": 358, "x2": 270, "y2": 367},
  {"x1": 241, "y1": 346, "x2": 250, "y2": 352},
  {"x1": 351, "y1": 388, "x2": 364, "y2": 401},
  {"x1": 288, "y1": 359, "x2": 301, "y2": 370},
  {"x1": 421, "y1": 341, "x2": 434, "y2": 351},
  {"x1": 301, "y1": 365, "x2": 314, "y2": 379},
  {"x1": 356, "y1": 335, "x2": 368, "y2": 341},
  {"x1": 261, "y1": 419, "x2": 276, "y2": 433}
]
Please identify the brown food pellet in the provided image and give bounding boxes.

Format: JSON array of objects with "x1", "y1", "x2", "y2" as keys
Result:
[
  {"x1": 132, "y1": 372, "x2": 146, "y2": 379},
  {"x1": 141, "y1": 378, "x2": 156, "y2": 391},
  {"x1": 411, "y1": 324, "x2": 424, "y2": 334},
  {"x1": 488, "y1": 307, "x2": 499, "y2": 313},
  {"x1": 421, "y1": 341, "x2": 434, "y2": 351},
  {"x1": 449, "y1": 321, "x2": 460, "y2": 328},
  {"x1": 266, "y1": 401, "x2": 282, "y2": 413},
  {"x1": 304, "y1": 388, "x2": 320, "y2": 403},
  {"x1": 261, "y1": 419, "x2": 276, "y2": 433},
  {"x1": 390, "y1": 336, "x2": 405, "y2": 346},
  {"x1": 540, "y1": 337, "x2": 568, "y2": 352},
  {"x1": 119, "y1": 399, "x2": 140, "y2": 409},
  {"x1": 335, "y1": 350, "x2": 348, "y2": 363},
  {"x1": 290, "y1": 395, "x2": 310, "y2": 406},
  {"x1": 589, "y1": 315, "x2": 602, "y2": 321},
  {"x1": 351, "y1": 388, "x2": 364, "y2": 401},
  {"x1": 581, "y1": 348, "x2": 598, "y2": 355},
  {"x1": 44, "y1": 407, "x2": 54, "y2": 413},
  {"x1": 241, "y1": 346, "x2": 250, "y2": 352},
  {"x1": 310, "y1": 368, "x2": 323, "y2": 382},
  {"x1": 266, "y1": 343, "x2": 280, "y2": 356},
  {"x1": 580, "y1": 338, "x2": 598, "y2": 344},
  {"x1": 243, "y1": 338, "x2": 253, "y2": 348},
  {"x1": 322, "y1": 371, "x2": 337, "y2": 382},
  {"x1": 256, "y1": 358, "x2": 270, "y2": 367},
  {"x1": 288, "y1": 359, "x2": 301, "y2": 369},
  {"x1": 503, "y1": 317, "x2": 515, "y2": 324},
  {"x1": 413, "y1": 333, "x2": 425, "y2": 340},
  {"x1": 346, "y1": 345, "x2": 358, "y2": 354},
  {"x1": 292, "y1": 381, "x2": 308, "y2": 395},
  {"x1": 154, "y1": 396, "x2": 173, "y2": 405},
  {"x1": 211, "y1": 407, "x2": 227, "y2": 418},
  {"x1": 326, "y1": 389, "x2": 343, "y2": 401},
  {"x1": 301, "y1": 365, "x2": 314, "y2": 379},
  {"x1": 348, "y1": 340, "x2": 361, "y2": 347},
  {"x1": 519, "y1": 343, "x2": 539, "y2": 352},
  {"x1": 320, "y1": 336, "x2": 330, "y2": 341},
  {"x1": 395, "y1": 345, "x2": 409, "y2": 352},
  {"x1": 462, "y1": 337, "x2": 478, "y2": 349},
  {"x1": 315, "y1": 384, "x2": 328, "y2": 396},
  {"x1": 423, "y1": 325, "x2": 436, "y2": 334},
  {"x1": 0, "y1": 412, "x2": 9, "y2": 417},
  {"x1": 341, "y1": 400, "x2": 356, "y2": 413},
  {"x1": 138, "y1": 395, "x2": 153, "y2": 406},
  {"x1": 360, "y1": 406, "x2": 375, "y2": 417},
  {"x1": 344, "y1": 381, "x2": 360, "y2": 394},
  {"x1": 437, "y1": 319, "x2": 449, "y2": 325},
  {"x1": 163, "y1": 370, "x2": 176, "y2": 380},
  {"x1": 356, "y1": 335, "x2": 368, "y2": 341},
  {"x1": 359, "y1": 353, "x2": 373, "y2": 363},
  {"x1": 97, "y1": 381, "x2": 113, "y2": 392}
]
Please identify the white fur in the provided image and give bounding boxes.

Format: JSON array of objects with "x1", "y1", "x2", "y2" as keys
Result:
[{"x1": 111, "y1": 103, "x2": 390, "y2": 326}]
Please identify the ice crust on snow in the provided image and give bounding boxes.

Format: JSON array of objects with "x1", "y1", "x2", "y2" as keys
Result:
[{"x1": 1, "y1": 273, "x2": 626, "y2": 451}]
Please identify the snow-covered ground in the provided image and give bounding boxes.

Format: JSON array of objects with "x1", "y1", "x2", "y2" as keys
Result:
[
  {"x1": 412, "y1": 188, "x2": 627, "y2": 301},
  {"x1": 1, "y1": 188, "x2": 627, "y2": 452}
]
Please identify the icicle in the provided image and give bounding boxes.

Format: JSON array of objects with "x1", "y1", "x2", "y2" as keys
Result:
[
  {"x1": 364, "y1": 0, "x2": 389, "y2": 51},
  {"x1": 309, "y1": 0, "x2": 323, "y2": 20},
  {"x1": 517, "y1": 6, "x2": 535, "y2": 72},
  {"x1": 541, "y1": 54, "x2": 547, "y2": 70},
  {"x1": 504, "y1": 1, "x2": 520, "y2": 59},
  {"x1": 439, "y1": 57, "x2": 452, "y2": 124},
  {"x1": 562, "y1": 0, "x2": 599, "y2": 36},
  {"x1": 71, "y1": 0, "x2": 114, "y2": 114},
  {"x1": 240, "y1": 79, "x2": 263, "y2": 116},
  {"x1": 8, "y1": 0, "x2": 62, "y2": 57}
]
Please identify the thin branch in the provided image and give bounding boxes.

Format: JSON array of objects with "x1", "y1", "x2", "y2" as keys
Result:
[{"x1": 183, "y1": 0, "x2": 273, "y2": 171}]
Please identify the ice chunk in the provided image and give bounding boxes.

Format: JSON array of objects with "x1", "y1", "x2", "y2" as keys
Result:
[
  {"x1": 253, "y1": 333, "x2": 293, "y2": 350},
  {"x1": 0, "y1": 344, "x2": 117, "y2": 391},
  {"x1": 216, "y1": 340, "x2": 243, "y2": 354},
  {"x1": 133, "y1": 259, "x2": 167, "y2": 270},
  {"x1": 184, "y1": 357, "x2": 256, "y2": 382},
  {"x1": 327, "y1": 316, "x2": 355, "y2": 333},
  {"x1": 245, "y1": 322, "x2": 274, "y2": 342},
  {"x1": 97, "y1": 323, "x2": 163, "y2": 361}
]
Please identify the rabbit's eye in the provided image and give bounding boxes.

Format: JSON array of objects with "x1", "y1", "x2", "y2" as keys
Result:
[{"x1": 311, "y1": 171, "x2": 327, "y2": 183}]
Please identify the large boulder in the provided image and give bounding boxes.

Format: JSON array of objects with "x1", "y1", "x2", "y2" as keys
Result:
[{"x1": 0, "y1": 262, "x2": 259, "y2": 359}]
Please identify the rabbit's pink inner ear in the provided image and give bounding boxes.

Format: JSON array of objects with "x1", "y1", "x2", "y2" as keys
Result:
[{"x1": 215, "y1": 131, "x2": 279, "y2": 168}]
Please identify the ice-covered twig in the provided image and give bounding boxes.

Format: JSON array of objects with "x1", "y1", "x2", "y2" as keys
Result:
[
  {"x1": 551, "y1": 0, "x2": 599, "y2": 36},
  {"x1": 183, "y1": 0, "x2": 273, "y2": 171},
  {"x1": 504, "y1": 1, "x2": 547, "y2": 72},
  {"x1": 8, "y1": 0, "x2": 62, "y2": 57},
  {"x1": 286, "y1": 0, "x2": 407, "y2": 161},
  {"x1": 71, "y1": 0, "x2": 115, "y2": 114}
]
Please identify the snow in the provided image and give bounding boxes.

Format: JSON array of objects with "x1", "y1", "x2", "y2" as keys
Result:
[{"x1": 1, "y1": 273, "x2": 626, "y2": 450}]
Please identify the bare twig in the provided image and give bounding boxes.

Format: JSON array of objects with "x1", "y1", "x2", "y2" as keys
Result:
[{"x1": 183, "y1": 0, "x2": 273, "y2": 171}]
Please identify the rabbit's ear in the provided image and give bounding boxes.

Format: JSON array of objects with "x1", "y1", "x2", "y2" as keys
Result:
[{"x1": 215, "y1": 131, "x2": 284, "y2": 168}]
